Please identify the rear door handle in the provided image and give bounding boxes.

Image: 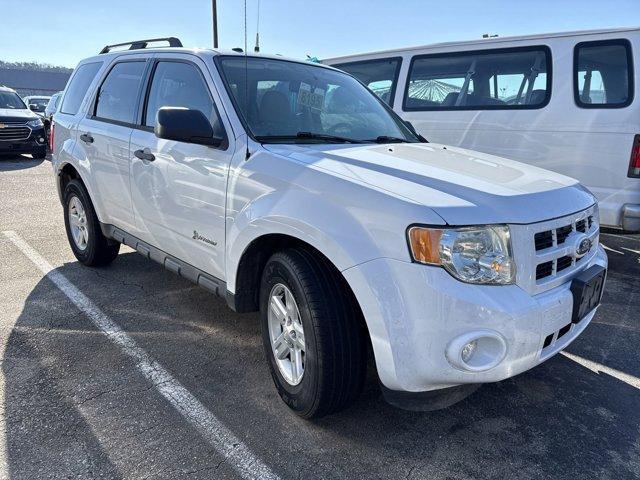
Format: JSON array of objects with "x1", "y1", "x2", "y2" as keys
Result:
[
  {"x1": 134, "y1": 148, "x2": 155, "y2": 162},
  {"x1": 80, "y1": 133, "x2": 94, "y2": 144}
]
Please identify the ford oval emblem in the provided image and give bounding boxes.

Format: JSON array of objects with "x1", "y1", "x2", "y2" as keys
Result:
[{"x1": 574, "y1": 234, "x2": 592, "y2": 258}]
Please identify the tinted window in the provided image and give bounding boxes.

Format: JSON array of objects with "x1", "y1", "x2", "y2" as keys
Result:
[
  {"x1": 144, "y1": 62, "x2": 220, "y2": 135},
  {"x1": 405, "y1": 47, "x2": 551, "y2": 110},
  {"x1": 0, "y1": 91, "x2": 26, "y2": 109},
  {"x1": 333, "y1": 58, "x2": 402, "y2": 106},
  {"x1": 60, "y1": 62, "x2": 102, "y2": 115},
  {"x1": 95, "y1": 61, "x2": 145, "y2": 123},
  {"x1": 574, "y1": 40, "x2": 633, "y2": 108}
]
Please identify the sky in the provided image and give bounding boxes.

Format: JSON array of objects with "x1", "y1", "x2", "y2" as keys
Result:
[{"x1": 1, "y1": 0, "x2": 639, "y2": 68}]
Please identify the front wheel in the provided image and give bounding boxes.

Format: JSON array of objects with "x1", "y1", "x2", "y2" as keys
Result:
[
  {"x1": 260, "y1": 248, "x2": 367, "y2": 418},
  {"x1": 63, "y1": 179, "x2": 120, "y2": 266}
]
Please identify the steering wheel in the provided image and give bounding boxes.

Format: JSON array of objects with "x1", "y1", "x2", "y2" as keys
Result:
[{"x1": 327, "y1": 122, "x2": 353, "y2": 136}]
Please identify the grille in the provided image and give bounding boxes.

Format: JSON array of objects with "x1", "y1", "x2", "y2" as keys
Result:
[
  {"x1": 529, "y1": 209, "x2": 599, "y2": 286},
  {"x1": 0, "y1": 123, "x2": 31, "y2": 141}
]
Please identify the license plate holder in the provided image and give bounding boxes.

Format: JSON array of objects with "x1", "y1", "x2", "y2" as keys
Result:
[{"x1": 570, "y1": 265, "x2": 606, "y2": 323}]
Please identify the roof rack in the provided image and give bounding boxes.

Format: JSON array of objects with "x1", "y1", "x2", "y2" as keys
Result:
[{"x1": 99, "y1": 37, "x2": 183, "y2": 54}]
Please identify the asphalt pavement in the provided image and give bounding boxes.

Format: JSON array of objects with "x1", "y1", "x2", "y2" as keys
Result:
[{"x1": 0, "y1": 154, "x2": 639, "y2": 480}]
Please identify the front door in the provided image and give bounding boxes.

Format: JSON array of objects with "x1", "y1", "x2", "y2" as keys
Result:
[{"x1": 130, "y1": 56, "x2": 234, "y2": 280}]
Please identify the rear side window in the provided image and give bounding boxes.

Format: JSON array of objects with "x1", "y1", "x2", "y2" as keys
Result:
[
  {"x1": 59, "y1": 62, "x2": 102, "y2": 115},
  {"x1": 404, "y1": 47, "x2": 551, "y2": 110},
  {"x1": 333, "y1": 57, "x2": 402, "y2": 106},
  {"x1": 574, "y1": 39, "x2": 633, "y2": 108},
  {"x1": 144, "y1": 61, "x2": 221, "y2": 136},
  {"x1": 94, "y1": 61, "x2": 146, "y2": 124}
]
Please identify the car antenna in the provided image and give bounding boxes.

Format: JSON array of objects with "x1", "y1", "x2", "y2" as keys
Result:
[
  {"x1": 254, "y1": 0, "x2": 260, "y2": 52},
  {"x1": 244, "y1": 0, "x2": 251, "y2": 160}
]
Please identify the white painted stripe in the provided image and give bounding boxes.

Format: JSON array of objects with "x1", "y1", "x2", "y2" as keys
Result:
[
  {"x1": 601, "y1": 243, "x2": 624, "y2": 255},
  {"x1": 2, "y1": 230, "x2": 280, "y2": 480},
  {"x1": 561, "y1": 351, "x2": 640, "y2": 389}
]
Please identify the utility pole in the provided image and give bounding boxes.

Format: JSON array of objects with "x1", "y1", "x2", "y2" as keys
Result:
[{"x1": 212, "y1": 0, "x2": 219, "y2": 48}]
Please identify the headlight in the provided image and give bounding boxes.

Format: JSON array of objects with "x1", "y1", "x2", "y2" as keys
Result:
[
  {"x1": 407, "y1": 225, "x2": 515, "y2": 285},
  {"x1": 27, "y1": 118, "x2": 43, "y2": 128}
]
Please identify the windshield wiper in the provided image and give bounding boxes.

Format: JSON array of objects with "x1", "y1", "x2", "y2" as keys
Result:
[
  {"x1": 365, "y1": 135, "x2": 410, "y2": 144},
  {"x1": 255, "y1": 131, "x2": 360, "y2": 144}
]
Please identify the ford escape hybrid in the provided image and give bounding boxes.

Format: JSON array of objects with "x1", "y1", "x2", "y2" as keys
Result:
[{"x1": 51, "y1": 38, "x2": 607, "y2": 418}]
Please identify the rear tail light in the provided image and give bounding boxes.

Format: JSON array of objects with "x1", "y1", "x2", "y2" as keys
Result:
[
  {"x1": 49, "y1": 121, "x2": 55, "y2": 153},
  {"x1": 629, "y1": 134, "x2": 640, "y2": 178}
]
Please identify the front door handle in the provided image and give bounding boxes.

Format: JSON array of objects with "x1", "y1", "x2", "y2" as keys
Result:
[
  {"x1": 80, "y1": 133, "x2": 94, "y2": 144},
  {"x1": 134, "y1": 148, "x2": 155, "y2": 162}
]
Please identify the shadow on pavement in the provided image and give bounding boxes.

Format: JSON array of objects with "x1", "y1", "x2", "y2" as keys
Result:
[
  {"x1": 0, "y1": 154, "x2": 45, "y2": 171},
  {"x1": 4, "y1": 250, "x2": 640, "y2": 479}
]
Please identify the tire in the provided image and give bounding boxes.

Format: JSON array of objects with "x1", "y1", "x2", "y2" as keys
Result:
[
  {"x1": 260, "y1": 248, "x2": 367, "y2": 418},
  {"x1": 32, "y1": 147, "x2": 46, "y2": 159},
  {"x1": 63, "y1": 179, "x2": 120, "y2": 266}
]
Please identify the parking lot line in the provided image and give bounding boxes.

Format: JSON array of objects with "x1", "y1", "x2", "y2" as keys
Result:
[
  {"x1": 2, "y1": 230, "x2": 280, "y2": 480},
  {"x1": 561, "y1": 351, "x2": 640, "y2": 389}
]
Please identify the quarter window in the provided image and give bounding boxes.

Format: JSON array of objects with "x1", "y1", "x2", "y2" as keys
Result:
[
  {"x1": 332, "y1": 57, "x2": 402, "y2": 106},
  {"x1": 144, "y1": 62, "x2": 221, "y2": 135},
  {"x1": 404, "y1": 47, "x2": 551, "y2": 110},
  {"x1": 574, "y1": 40, "x2": 633, "y2": 108},
  {"x1": 94, "y1": 61, "x2": 146, "y2": 124},
  {"x1": 60, "y1": 62, "x2": 102, "y2": 115}
]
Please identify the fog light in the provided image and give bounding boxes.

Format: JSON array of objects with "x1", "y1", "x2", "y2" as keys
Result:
[
  {"x1": 446, "y1": 330, "x2": 507, "y2": 372},
  {"x1": 38, "y1": 137, "x2": 45, "y2": 143},
  {"x1": 461, "y1": 340, "x2": 477, "y2": 363}
]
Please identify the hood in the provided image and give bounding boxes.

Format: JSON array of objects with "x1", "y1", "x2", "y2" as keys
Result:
[
  {"x1": 263, "y1": 142, "x2": 595, "y2": 225},
  {"x1": 0, "y1": 108, "x2": 39, "y2": 123}
]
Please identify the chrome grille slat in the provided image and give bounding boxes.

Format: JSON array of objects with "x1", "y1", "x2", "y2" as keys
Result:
[
  {"x1": 0, "y1": 122, "x2": 31, "y2": 142},
  {"x1": 511, "y1": 205, "x2": 600, "y2": 296}
]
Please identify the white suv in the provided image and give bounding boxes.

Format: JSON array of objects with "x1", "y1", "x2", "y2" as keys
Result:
[{"x1": 51, "y1": 38, "x2": 608, "y2": 418}]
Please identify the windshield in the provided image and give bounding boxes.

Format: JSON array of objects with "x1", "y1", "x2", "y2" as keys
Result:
[
  {"x1": 0, "y1": 91, "x2": 27, "y2": 109},
  {"x1": 217, "y1": 56, "x2": 418, "y2": 144},
  {"x1": 25, "y1": 97, "x2": 50, "y2": 112}
]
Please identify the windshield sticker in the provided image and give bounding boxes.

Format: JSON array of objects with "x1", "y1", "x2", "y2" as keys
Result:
[{"x1": 298, "y1": 82, "x2": 325, "y2": 111}]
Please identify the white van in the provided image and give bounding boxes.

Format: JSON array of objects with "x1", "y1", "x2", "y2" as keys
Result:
[{"x1": 324, "y1": 27, "x2": 640, "y2": 232}]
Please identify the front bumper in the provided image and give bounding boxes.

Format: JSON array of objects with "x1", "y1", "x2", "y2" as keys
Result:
[
  {"x1": 343, "y1": 245, "x2": 608, "y2": 393},
  {"x1": 0, "y1": 127, "x2": 47, "y2": 154}
]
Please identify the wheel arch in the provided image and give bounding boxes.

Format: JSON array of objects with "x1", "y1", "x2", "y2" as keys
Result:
[{"x1": 56, "y1": 161, "x2": 106, "y2": 223}]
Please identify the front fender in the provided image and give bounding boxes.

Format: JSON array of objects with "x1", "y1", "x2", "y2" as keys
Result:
[{"x1": 226, "y1": 188, "x2": 379, "y2": 293}]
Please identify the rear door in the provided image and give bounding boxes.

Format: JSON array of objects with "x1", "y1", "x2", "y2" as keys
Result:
[
  {"x1": 130, "y1": 54, "x2": 234, "y2": 280},
  {"x1": 75, "y1": 58, "x2": 148, "y2": 231}
]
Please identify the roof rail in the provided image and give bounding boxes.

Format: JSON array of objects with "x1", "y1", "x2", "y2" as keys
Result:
[{"x1": 99, "y1": 37, "x2": 183, "y2": 54}]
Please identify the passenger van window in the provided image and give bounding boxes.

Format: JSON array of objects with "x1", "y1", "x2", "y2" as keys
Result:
[
  {"x1": 94, "y1": 61, "x2": 145, "y2": 124},
  {"x1": 332, "y1": 58, "x2": 402, "y2": 106},
  {"x1": 574, "y1": 40, "x2": 633, "y2": 108},
  {"x1": 59, "y1": 62, "x2": 102, "y2": 115},
  {"x1": 404, "y1": 47, "x2": 551, "y2": 110},
  {"x1": 145, "y1": 61, "x2": 222, "y2": 136}
]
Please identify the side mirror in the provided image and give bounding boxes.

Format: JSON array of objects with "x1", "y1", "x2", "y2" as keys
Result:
[
  {"x1": 29, "y1": 104, "x2": 38, "y2": 111},
  {"x1": 155, "y1": 107, "x2": 224, "y2": 148}
]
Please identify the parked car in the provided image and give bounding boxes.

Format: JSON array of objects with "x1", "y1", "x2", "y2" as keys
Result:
[
  {"x1": 44, "y1": 92, "x2": 63, "y2": 135},
  {"x1": 0, "y1": 86, "x2": 47, "y2": 158},
  {"x1": 22, "y1": 95, "x2": 51, "y2": 118},
  {"x1": 51, "y1": 38, "x2": 607, "y2": 418},
  {"x1": 324, "y1": 27, "x2": 640, "y2": 232}
]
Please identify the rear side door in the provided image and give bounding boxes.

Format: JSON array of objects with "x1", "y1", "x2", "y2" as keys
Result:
[
  {"x1": 130, "y1": 55, "x2": 234, "y2": 280},
  {"x1": 75, "y1": 58, "x2": 148, "y2": 231}
]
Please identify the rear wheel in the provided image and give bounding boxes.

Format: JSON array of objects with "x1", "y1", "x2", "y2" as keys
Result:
[
  {"x1": 260, "y1": 248, "x2": 367, "y2": 418},
  {"x1": 63, "y1": 179, "x2": 119, "y2": 266}
]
